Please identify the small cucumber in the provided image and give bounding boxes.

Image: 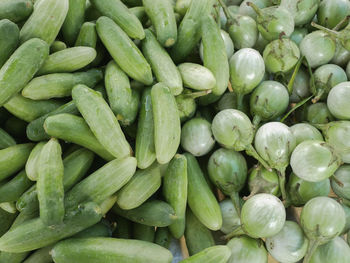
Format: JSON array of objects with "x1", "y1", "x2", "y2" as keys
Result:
[
  {"x1": 133, "y1": 223, "x2": 155, "y2": 242},
  {"x1": 151, "y1": 83, "x2": 181, "y2": 164},
  {"x1": 105, "y1": 60, "x2": 140, "y2": 126},
  {"x1": 112, "y1": 200, "x2": 177, "y2": 227},
  {"x1": 72, "y1": 84, "x2": 132, "y2": 159},
  {"x1": 180, "y1": 246, "x2": 231, "y2": 263},
  {"x1": 51, "y1": 237, "x2": 173, "y2": 263},
  {"x1": 22, "y1": 245, "x2": 53, "y2": 263},
  {"x1": 44, "y1": 113, "x2": 114, "y2": 160},
  {"x1": 0, "y1": 38, "x2": 49, "y2": 107},
  {"x1": 163, "y1": 154, "x2": 188, "y2": 239},
  {"x1": 62, "y1": 0, "x2": 86, "y2": 46},
  {"x1": 50, "y1": 41, "x2": 67, "y2": 53},
  {"x1": 117, "y1": 162, "x2": 161, "y2": 210},
  {"x1": 0, "y1": 143, "x2": 34, "y2": 182},
  {"x1": 90, "y1": 0, "x2": 145, "y2": 39},
  {"x1": 0, "y1": 170, "x2": 33, "y2": 203},
  {"x1": 155, "y1": 227, "x2": 171, "y2": 248},
  {"x1": 0, "y1": 202, "x2": 103, "y2": 253},
  {"x1": 142, "y1": 29, "x2": 183, "y2": 95},
  {"x1": 185, "y1": 153, "x2": 222, "y2": 231},
  {"x1": 20, "y1": 0, "x2": 69, "y2": 44},
  {"x1": 22, "y1": 68, "x2": 103, "y2": 100},
  {"x1": 0, "y1": 252, "x2": 28, "y2": 263},
  {"x1": 0, "y1": 0, "x2": 33, "y2": 23},
  {"x1": 0, "y1": 19, "x2": 19, "y2": 68},
  {"x1": 177, "y1": 63, "x2": 216, "y2": 91},
  {"x1": 96, "y1": 16, "x2": 153, "y2": 85},
  {"x1": 143, "y1": 0, "x2": 177, "y2": 47},
  {"x1": 25, "y1": 141, "x2": 46, "y2": 181},
  {"x1": 37, "y1": 47, "x2": 97, "y2": 75},
  {"x1": 4, "y1": 93, "x2": 63, "y2": 122},
  {"x1": 0, "y1": 128, "x2": 16, "y2": 149},
  {"x1": 0, "y1": 208, "x2": 17, "y2": 236},
  {"x1": 75, "y1": 22, "x2": 97, "y2": 48}
]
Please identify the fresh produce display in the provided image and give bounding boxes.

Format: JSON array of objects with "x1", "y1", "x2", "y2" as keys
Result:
[{"x1": 1, "y1": 0, "x2": 350, "y2": 263}]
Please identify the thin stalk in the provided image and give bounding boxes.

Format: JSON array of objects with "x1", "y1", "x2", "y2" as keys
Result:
[
  {"x1": 277, "y1": 168, "x2": 288, "y2": 205},
  {"x1": 287, "y1": 56, "x2": 304, "y2": 95},
  {"x1": 223, "y1": 224, "x2": 245, "y2": 240},
  {"x1": 312, "y1": 89, "x2": 324, "y2": 104},
  {"x1": 280, "y1": 95, "x2": 313, "y2": 123},
  {"x1": 245, "y1": 144, "x2": 272, "y2": 172},
  {"x1": 246, "y1": 2, "x2": 263, "y2": 16},
  {"x1": 217, "y1": 0, "x2": 236, "y2": 24},
  {"x1": 182, "y1": 89, "x2": 212, "y2": 99},
  {"x1": 331, "y1": 175, "x2": 344, "y2": 187},
  {"x1": 252, "y1": 115, "x2": 262, "y2": 128},
  {"x1": 311, "y1": 22, "x2": 339, "y2": 38},
  {"x1": 230, "y1": 191, "x2": 241, "y2": 218},
  {"x1": 333, "y1": 15, "x2": 350, "y2": 31},
  {"x1": 303, "y1": 238, "x2": 321, "y2": 263},
  {"x1": 305, "y1": 58, "x2": 316, "y2": 92},
  {"x1": 236, "y1": 93, "x2": 245, "y2": 112}
]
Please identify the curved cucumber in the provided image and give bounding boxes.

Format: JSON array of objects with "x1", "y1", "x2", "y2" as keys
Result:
[
  {"x1": 62, "y1": 0, "x2": 86, "y2": 46},
  {"x1": 75, "y1": 22, "x2": 97, "y2": 48},
  {"x1": 177, "y1": 63, "x2": 216, "y2": 91},
  {"x1": 25, "y1": 141, "x2": 46, "y2": 181},
  {"x1": 0, "y1": 128, "x2": 16, "y2": 149},
  {"x1": 180, "y1": 246, "x2": 231, "y2": 263},
  {"x1": 0, "y1": 170, "x2": 33, "y2": 203},
  {"x1": 0, "y1": 0, "x2": 33, "y2": 23},
  {"x1": 0, "y1": 19, "x2": 19, "y2": 68}
]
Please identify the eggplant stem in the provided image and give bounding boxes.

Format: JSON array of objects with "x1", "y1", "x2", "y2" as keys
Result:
[
  {"x1": 280, "y1": 95, "x2": 313, "y2": 123},
  {"x1": 252, "y1": 115, "x2": 262, "y2": 129},
  {"x1": 236, "y1": 93, "x2": 245, "y2": 111},
  {"x1": 217, "y1": 0, "x2": 235, "y2": 23},
  {"x1": 277, "y1": 168, "x2": 288, "y2": 205},
  {"x1": 287, "y1": 56, "x2": 304, "y2": 95},
  {"x1": 303, "y1": 238, "x2": 321, "y2": 263},
  {"x1": 311, "y1": 22, "x2": 339, "y2": 37},
  {"x1": 223, "y1": 225, "x2": 245, "y2": 240},
  {"x1": 246, "y1": 2, "x2": 262, "y2": 16},
  {"x1": 332, "y1": 15, "x2": 350, "y2": 31},
  {"x1": 182, "y1": 89, "x2": 212, "y2": 99},
  {"x1": 245, "y1": 144, "x2": 272, "y2": 172},
  {"x1": 230, "y1": 191, "x2": 241, "y2": 218}
]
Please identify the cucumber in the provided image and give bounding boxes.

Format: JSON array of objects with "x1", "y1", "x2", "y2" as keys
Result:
[
  {"x1": 135, "y1": 88, "x2": 156, "y2": 169},
  {"x1": 130, "y1": 7, "x2": 148, "y2": 25},
  {"x1": 4, "y1": 117, "x2": 27, "y2": 138},
  {"x1": 185, "y1": 153, "x2": 222, "y2": 231},
  {"x1": 0, "y1": 202, "x2": 16, "y2": 213},
  {"x1": 0, "y1": 252, "x2": 28, "y2": 263},
  {"x1": 0, "y1": 143, "x2": 34, "y2": 182},
  {"x1": 62, "y1": 0, "x2": 86, "y2": 46},
  {"x1": 0, "y1": 170, "x2": 33, "y2": 203},
  {"x1": 26, "y1": 101, "x2": 79, "y2": 142},
  {"x1": 177, "y1": 63, "x2": 217, "y2": 91},
  {"x1": 112, "y1": 200, "x2": 177, "y2": 227},
  {"x1": 50, "y1": 41, "x2": 67, "y2": 53},
  {"x1": 155, "y1": 227, "x2": 171, "y2": 248},
  {"x1": 105, "y1": 60, "x2": 140, "y2": 126},
  {"x1": 22, "y1": 245, "x2": 53, "y2": 263},
  {"x1": 96, "y1": 16, "x2": 153, "y2": 85},
  {"x1": 20, "y1": 0, "x2": 69, "y2": 44},
  {"x1": 0, "y1": 128, "x2": 16, "y2": 149},
  {"x1": 163, "y1": 154, "x2": 188, "y2": 239},
  {"x1": 3, "y1": 93, "x2": 63, "y2": 122},
  {"x1": 75, "y1": 22, "x2": 97, "y2": 48},
  {"x1": 64, "y1": 157, "x2": 137, "y2": 210},
  {"x1": 133, "y1": 223, "x2": 155, "y2": 242},
  {"x1": 25, "y1": 141, "x2": 46, "y2": 181},
  {"x1": 10, "y1": 205, "x2": 38, "y2": 229},
  {"x1": 175, "y1": 0, "x2": 191, "y2": 16},
  {"x1": 185, "y1": 209, "x2": 215, "y2": 255},
  {"x1": 0, "y1": 19, "x2": 19, "y2": 68},
  {"x1": 121, "y1": 0, "x2": 143, "y2": 7},
  {"x1": 151, "y1": 83, "x2": 181, "y2": 164},
  {"x1": 0, "y1": 208, "x2": 17, "y2": 236},
  {"x1": 73, "y1": 221, "x2": 113, "y2": 239},
  {"x1": 51, "y1": 237, "x2": 173, "y2": 263},
  {"x1": 16, "y1": 184, "x2": 39, "y2": 212},
  {"x1": 72, "y1": 84, "x2": 132, "y2": 159},
  {"x1": 113, "y1": 215, "x2": 132, "y2": 238},
  {"x1": 117, "y1": 162, "x2": 161, "y2": 210},
  {"x1": 142, "y1": 29, "x2": 183, "y2": 96},
  {"x1": 37, "y1": 47, "x2": 97, "y2": 75},
  {"x1": 0, "y1": 202, "x2": 103, "y2": 253},
  {"x1": 84, "y1": 3, "x2": 102, "y2": 22},
  {"x1": 22, "y1": 68, "x2": 103, "y2": 100},
  {"x1": 44, "y1": 114, "x2": 115, "y2": 160},
  {"x1": 143, "y1": 0, "x2": 177, "y2": 47},
  {"x1": 0, "y1": 38, "x2": 49, "y2": 107},
  {"x1": 0, "y1": 0, "x2": 33, "y2": 23},
  {"x1": 97, "y1": 195, "x2": 118, "y2": 215},
  {"x1": 90, "y1": 0, "x2": 145, "y2": 40},
  {"x1": 180, "y1": 246, "x2": 231, "y2": 263}
]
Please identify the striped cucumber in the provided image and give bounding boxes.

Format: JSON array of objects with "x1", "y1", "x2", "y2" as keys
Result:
[
  {"x1": 143, "y1": 0, "x2": 177, "y2": 47},
  {"x1": 50, "y1": 41, "x2": 67, "y2": 53},
  {"x1": 105, "y1": 60, "x2": 140, "y2": 126},
  {"x1": 135, "y1": 88, "x2": 156, "y2": 169},
  {"x1": 0, "y1": 38, "x2": 49, "y2": 107},
  {"x1": 25, "y1": 141, "x2": 46, "y2": 181},
  {"x1": 4, "y1": 93, "x2": 63, "y2": 122},
  {"x1": 62, "y1": 0, "x2": 86, "y2": 46},
  {"x1": 75, "y1": 22, "x2": 97, "y2": 48},
  {"x1": 133, "y1": 223, "x2": 155, "y2": 242},
  {"x1": 0, "y1": 19, "x2": 19, "y2": 68},
  {"x1": 185, "y1": 153, "x2": 222, "y2": 231},
  {"x1": 0, "y1": 128, "x2": 16, "y2": 149},
  {"x1": 151, "y1": 83, "x2": 181, "y2": 164},
  {"x1": 142, "y1": 29, "x2": 183, "y2": 95},
  {"x1": 0, "y1": 0, "x2": 33, "y2": 22},
  {"x1": 163, "y1": 154, "x2": 188, "y2": 239},
  {"x1": 117, "y1": 162, "x2": 161, "y2": 210},
  {"x1": 37, "y1": 47, "x2": 97, "y2": 75},
  {"x1": 180, "y1": 246, "x2": 231, "y2": 263},
  {"x1": 44, "y1": 114, "x2": 114, "y2": 160},
  {"x1": 90, "y1": 0, "x2": 145, "y2": 39},
  {"x1": 0, "y1": 143, "x2": 34, "y2": 182},
  {"x1": 51, "y1": 237, "x2": 173, "y2": 263},
  {"x1": 0, "y1": 208, "x2": 17, "y2": 236},
  {"x1": 72, "y1": 84, "x2": 132, "y2": 159},
  {"x1": 20, "y1": 0, "x2": 69, "y2": 44},
  {"x1": 96, "y1": 16, "x2": 153, "y2": 85},
  {"x1": 0, "y1": 170, "x2": 33, "y2": 203},
  {"x1": 22, "y1": 68, "x2": 103, "y2": 100}
]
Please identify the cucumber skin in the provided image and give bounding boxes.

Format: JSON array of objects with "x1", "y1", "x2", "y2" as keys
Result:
[
  {"x1": 180, "y1": 246, "x2": 231, "y2": 263},
  {"x1": 0, "y1": 19, "x2": 19, "y2": 68},
  {"x1": 0, "y1": 0, "x2": 33, "y2": 23},
  {"x1": 50, "y1": 41, "x2": 67, "y2": 53},
  {"x1": 0, "y1": 38, "x2": 49, "y2": 107},
  {"x1": 0, "y1": 208, "x2": 17, "y2": 237},
  {"x1": 62, "y1": 0, "x2": 86, "y2": 46},
  {"x1": 133, "y1": 223, "x2": 155, "y2": 243},
  {"x1": 0, "y1": 128, "x2": 16, "y2": 149},
  {"x1": 0, "y1": 170, "x2": 33, "y2": 203},
  {"x1": 25, "y1": 141, "x2": 46, "y2": 181},
  {"x1": 0, "y1": 251, "x2": 28, "y2": 263}
]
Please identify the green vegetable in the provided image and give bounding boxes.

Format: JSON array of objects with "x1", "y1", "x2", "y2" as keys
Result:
[{"x1": 0, "y1": 19, "x2": 19, "y2": 68}]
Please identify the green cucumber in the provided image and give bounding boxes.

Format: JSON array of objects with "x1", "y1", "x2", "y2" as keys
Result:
[
  {"x1": 51, "y1": 237, "x2": 173, "y2": 263},
  {"x1": 0, "y1": 19, "x2": 19, "y2": 68},
  {"x1": 155, "y1": 227, "x2": 171, "y2": 248},
  {"x1": 0, "y1": 128, "x2": 16, "y2": 149},
  {"x1": 163, "y1": 154, "x2": 188, "y2": 239},
  {"x1": 117, "y1": 162, "x2": 161, "y2": 210},
  {"x1": 177, "y1": 63, "x2": 217, "y2": 91},
  {"x1": 185, "y1": 153, "x2": 222, "y2": 231},
  {"x1": 4, "y1": 93, "x2": 63, "y2": 122},
  {"x1": 44, "y1": 114, "x2": 114, "y2": 160},
  {"x1": 94, "y1": 84, "x2": 108, "y2": 100},
  {"x1": 105, "y1": 60, "x2": 140, "y2": 126},
  {"x1": 0, "y1": 170, "x2": 33, "y2": 203},
  {"x1": 0, "y1": 252, "x2": 28, "y2": 263},
  {"x1": 96, "y1": 16, "x2": 153, "y2": 85},
  {"x1": 25, "y1": 142, "x2": 46, "y2": 181},
  {"x1": 121, "y1": 0, "x2": 143, "y2": 7},
  {"x1": 64, "y1": 157, "x2": 137, "y2": 210},
  {"x1": 0, "y1": 38, "x2": 49, "y2": 107},
  {"x1": 16, "y1": 184, "x2": 38, "y2": 212},
  {"x1": 180, "y1": 246, "x2": 231, "y2": 263},
  {"x1": 0, "y1": 202, "x2": 17, "y2": 213},
  {"x1": 22, "y1": 68, "x2": 103, "y2": 100},
  {"x1": 10, "y1": 205, "x2": 38, "y2": 229},
  {"x1": 142, "y1": 29, "x2": 183, "y2": 96},
  {"x1": 22, "y1": 245, "x2": 53, "y2": 263},
  {"x1": 72, "y1": 84, "x2": 132, "y2": 159},
  {"x1": 75, "y1": 22, "x2": 97, "y2": 48},
  {"x1": 0, "y1": 0, "x2": 33, "y2": 23},
  {"x1": 0, "y1": 202, "x2": 103, "y2": 253},
  {"x1": 112, "y1": 200, "x2": 177, "y2": 227},
  {"x1": 26, "y1": 101, "x2": 79, "y2": 142},
  {"x1": 97, "y1": 195, "x2": 118, "y2": 215},
  {"x1": 143, "y1": 0, "x2": 177, "y2": 47},
  {"x1": 62, "y1": 0, "x2": 86, "y2": 46},
  {"x1": 175, "y1": 0, "x2": 191, "y2": 16},
  {"x1": 133, "y1": 223, "x2": 155, "y2": 242},
  {"x1": 0, "y1": 208, "x2": 17, "y2": 236},
  {"x1": 20, "y1": 0, "x2": 69, "y2": 44},
  {"x1": 151, "y1": 83, "x2": 181, "y2": 164},
  {"x1": 73, "y1": 221, "x2": 113, "y2": 239},
  {"x1": 130, "y1": 7, "x2": 148, "y2": 25},
  {"x1": 90, "y1": 0, "x2": 145, "y2": 39},
  {"x1": 0, "y1": 143, "x2": 34, "y2": 182},
  {"x1": 50, "y1": 41, "x2": 67, "y2": 53},
  {"x1": 113, "y1": 215, "x2": 132, "y2": 238},
  {"x1": 37, "y1": 47, "x2": 97, "y2": 75}
]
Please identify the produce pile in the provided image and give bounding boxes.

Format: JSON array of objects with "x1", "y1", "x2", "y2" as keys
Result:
[{"x1": 1, "y1": 0, "x2": 350, "y2": 262}]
